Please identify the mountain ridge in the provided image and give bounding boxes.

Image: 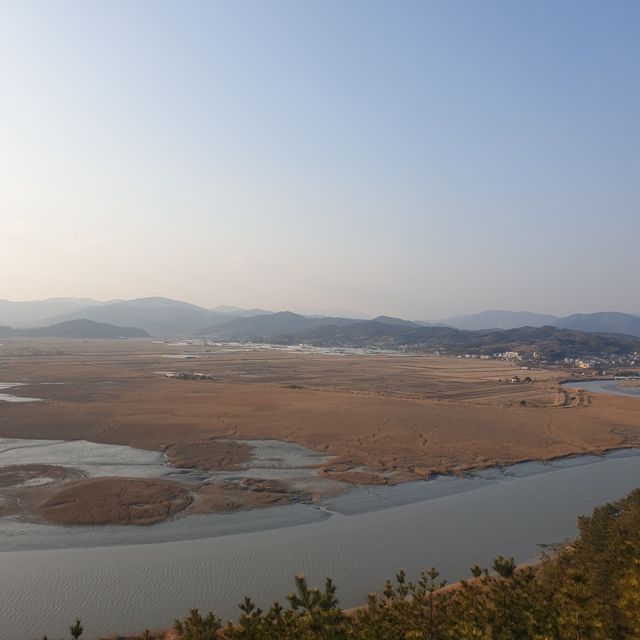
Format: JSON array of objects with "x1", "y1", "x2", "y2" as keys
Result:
[
  {"x1": 201, "y1": 311, "x2": 361, "y2": 340},
  {"x1": 269, "y1": 322, "x2": 640, "y2": 359},
  {"x1": 439, "y1": 309, "x2": 640, "y2": 337},
  {"x1": 0, "y1": 319, "x2": 148, "y2": 339},
  {"x1": 2, "y1": 298, "x2": 640, "y2": 338},
  {"x1": 40, "y1": 298, "x2": 232, "y2": 336}
]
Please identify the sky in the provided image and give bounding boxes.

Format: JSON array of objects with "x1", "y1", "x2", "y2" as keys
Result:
[{"x1": 1, "y1": 0, "x2": 638, "y2": 319}]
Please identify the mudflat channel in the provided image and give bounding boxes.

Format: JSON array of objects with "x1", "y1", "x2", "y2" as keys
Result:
[
  {"x1": 1, "y1": 449, "x2": 640, "y2": 639},
  {"x1": 0, "y1": 382, "x2": 42, "y2": 403},
  {"x1": 1, "y1": 350, "x2": 639, "y2": 638},
  {"x1": 562, "y1": 378, "x2": 640, "y2": 398},
  {"x1": 3, "y1": 344, "x2": 640, "y2": 489}
]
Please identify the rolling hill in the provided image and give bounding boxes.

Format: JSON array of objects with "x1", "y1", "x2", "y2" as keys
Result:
[
  {"x1": 441, "y1": 309, "x2": 640, "y2": 338},
  {"x1": 441, "y1": 310, "x2": 560, "y2": 330},
  {"x1": 0, "y1": 319, "x2": 148, "y2": 339},
  {"x1": 4, "y1": 298, "x2": 640, "y2": 339},
  {"x1": 272, "y1": 322, "x2": 640, "y2": 359},
  {"x1": 0, "y1": 298, "x2": 100, "y2": 327},
  {"x1": 555, "y1": 312, "x2": 640, "y2": 337},
  {"x1": 211, "y1": 306, "x2": 274, "y2": 318},
  {"x1": 41, "y1": 297, "x2": 232, "y2": 336},
  {"x1": 371, "y1": 315, "x2": 424, "y2": 328},
  {"x1": 201, "y1": 311, "x2": 360, "y2": 340}
]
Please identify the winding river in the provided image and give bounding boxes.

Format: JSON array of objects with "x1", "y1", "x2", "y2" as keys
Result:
[{"x1": 0, "y1": 378, "x2": 638, "y2": 639}]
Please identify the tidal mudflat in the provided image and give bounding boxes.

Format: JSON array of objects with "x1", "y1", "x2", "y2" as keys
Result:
[
  {"x1": 2, "y1": 339, "x2": 639, "y2": 490},
  {"x1": 0, "y1": 436, "x2": 344, "y2": 526},
  {"x1": 0, "y1": 340, "x2": 639, "y2": 638},
  {"x1": 2, "y1": 448, "x2": 640, "y2": 639},
  {"x1": 0, "y1": 382, "x2": 42, "y2": 403},
  {"x1": 1, "y1": 340, "x2": 639, "y2": 526}
]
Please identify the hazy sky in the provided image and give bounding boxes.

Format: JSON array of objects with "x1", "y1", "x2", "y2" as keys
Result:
[{"x1": 1, "y1": 1, "x2": 638, "y2": 319}]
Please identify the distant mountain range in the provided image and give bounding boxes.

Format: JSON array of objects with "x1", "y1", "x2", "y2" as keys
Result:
[
  {"x1": 0, "y1": 297, "x2": 272, "y2": 336},
  {"x1": 440, "y1": 309, "x2": 640, "y2": 337},
  {"x1": 211, "y1": 306, "x2": 274, "y2": 318},
  {"x1": 0, "y1": 319, "x2": 148, "y2": 339},
  {"x1": 555, "y1": 312, "x2": 640, "y2": 336},
  {"x1": 200, "y1": 312, "x2": 640, "y2": 359},
  {"x1": 201, "y1": 311, "x2": 361, "y2": 340},
  {"x1": 204, "y1": 310, "x2": 640, "y2": 342},
  {"x1": 372, "y1": 315, "x2": 428, "y2": 328},
  {"x1": 440, "y1": 310, "x2": 560, "y2": 330},
  {"x1": 0, "y1": 314, "x2": 636, "y2": 359},
  {"x1": 266, "y1": 322, "x2": 640, "y2": 360},
  {"x1": 0, "y1": 298, "x2": 101, "y2": 326},
  {"x1": 41, "y1": 297, "x2": 234, "y2": 336},
  {"x1": 1, "y1": 298, "x2": 639, "y2": 340}
]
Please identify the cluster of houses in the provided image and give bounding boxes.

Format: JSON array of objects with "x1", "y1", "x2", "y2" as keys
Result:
[
  {"x1": 496, "y1": 351, "x2": 524, "y2": 361},
  {"x1": 459, "y1": 351, "x2": 533, "y2": 361},
  {"x1": 562, "y1": 352, "x2": 640, "y2": 374},
  {"x1": 449, "y1": 348, "x2": 639, "y2": 376}
]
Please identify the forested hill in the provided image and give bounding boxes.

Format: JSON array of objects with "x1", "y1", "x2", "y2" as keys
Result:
[{"x1": 272, "y1": 322, "x2": 640, "y2": 359}]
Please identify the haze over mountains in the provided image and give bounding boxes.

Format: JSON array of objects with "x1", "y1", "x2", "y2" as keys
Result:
[
  {"x1": 0, "y1": 298, "x2": 102, "y2": 326},
  {"x1": 0, "y1": 297, "x2": 247, "y2": 336},
  {"x1": 0, "y1": 319, "x2": 147, "y2": 339},
  {"x1": 440, "y1": 309, "x2": 640, "y2": 335},
  {"x1": 273, "y1": 322, "x2": 640, "y2": 359},
  {"x1": 1, "y1": 297, "x2": 640, "y2": 339},
  {"x1": 203, "y1": 311, "x2": 361, "y2": 340},
  {"x1": 37, "y1": 297, "x2": 235, "y2": 336},
  {"x1": 440, "y1": 310, "x2": 561, "y2": 330}
]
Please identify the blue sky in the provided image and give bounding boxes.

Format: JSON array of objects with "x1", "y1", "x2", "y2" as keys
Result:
[{"x1": 1, "y1": 1, "x2": 638, "y2": 318}]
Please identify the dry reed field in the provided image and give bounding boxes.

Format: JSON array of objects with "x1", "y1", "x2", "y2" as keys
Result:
[{"x1": 1, "y1": 339, "x2": 639, "y2": 524}]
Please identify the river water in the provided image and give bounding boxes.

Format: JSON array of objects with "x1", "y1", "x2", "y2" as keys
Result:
[
  {"x1": 562, "y1": 378, "x2": 640, "y2": 398},
  {"x1": 0, "y1": 379, "x2": 638, "y2": 639},
  {"x1": 0, "y1": 382, "x2": 42, "y2": 403}
]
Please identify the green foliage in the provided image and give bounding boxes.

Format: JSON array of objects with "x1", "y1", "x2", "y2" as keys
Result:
[
  {"x1": 182, "y1": 489, "x2": 640, "y2": 640},
  {"x1": 174, "y1": 608, "x2": 222, "y2": 640},
  {"x1": 45, "y1": 489, "x2": 640, "y2": 640},
  {"x1": 69, "y1": 619, "x2": 82, "y2": 640},
  {"x1": 492, "y1": 555, "x2": 516, "y2": 579}
]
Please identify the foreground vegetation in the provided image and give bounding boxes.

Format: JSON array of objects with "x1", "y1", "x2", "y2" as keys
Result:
[{"x1": 50, "y1": 489, "x2": 640, "y2": 639}]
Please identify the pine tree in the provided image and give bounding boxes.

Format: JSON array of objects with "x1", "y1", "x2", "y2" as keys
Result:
[{"x1": 69, "y1": 619, "x2": 83, "y2": 640}]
